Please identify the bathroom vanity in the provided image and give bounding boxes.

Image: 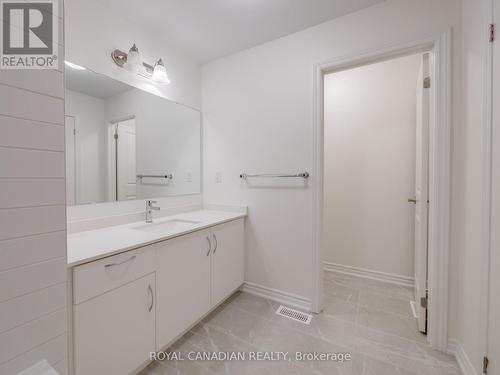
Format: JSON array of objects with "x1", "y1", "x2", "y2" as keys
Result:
[
  {"x1": 67, "y1": 209, "x2": 245, "y2": 375},
  {"x1": 63, "y1": 60, "x2": 246, "y2": 375}
]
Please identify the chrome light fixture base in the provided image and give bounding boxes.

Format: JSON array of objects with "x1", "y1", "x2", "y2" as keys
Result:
[{"x1": 111, "y1": 49, "x2": 156, "y2": 78}]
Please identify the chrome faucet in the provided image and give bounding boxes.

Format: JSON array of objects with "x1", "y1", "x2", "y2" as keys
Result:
[{"x1": 145, "y1": 200, "x2": 160, "y2": 223}]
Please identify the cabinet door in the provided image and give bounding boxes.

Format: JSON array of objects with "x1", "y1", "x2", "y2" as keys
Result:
[
  {"x1": 211, "y1": 219, "x2": 245, "y2": 306},
  {"x1": 156, "y1": 229, "x2": 211, "y2": 350},
  {"x1": 74, "y1": 273, "x2": 155, "y2": 375}
]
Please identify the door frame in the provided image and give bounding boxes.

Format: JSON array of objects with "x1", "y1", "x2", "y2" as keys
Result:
[
  {"x1": 65, "y1": 114, "x2": 78, "y2": 204},
  {"x1": 311, "y1": 30, "x2": 452, "y2": 351},
  {"x1": 106, "y1": 115, "x2": 136, "y2": 201},
  {"x1": 480, "y1": 0, "x2": 495, "y2": 367}
]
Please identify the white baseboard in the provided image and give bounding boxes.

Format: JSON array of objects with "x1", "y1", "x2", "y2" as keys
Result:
[
  {"x1": 240, "y1": 282, "x2": 312, "y2": 312},
  {"x1": 448, "y1": 339, "x2": 478, "y2": 375},
  {"x1": 323, "y1": 261, "x2": 415, "y2": 288}
]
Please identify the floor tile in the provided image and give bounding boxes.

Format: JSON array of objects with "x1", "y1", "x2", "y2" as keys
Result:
[
  {"x1": 360, "y1": 278, "x2": 414, "y2": 300},
  {"x1": 271, "y1": 311, "x2": 357, "y2": 349},
  {"x1": 141, "y1": 272, "x2": 460, "y2": 375},
  {"x1": 358, "y1": 289, "x2": 413, "y2": 317},
  {"x1": 324, "y1": 278, "x2": 360, "y2": 303},
  {"x1": 323, "y1": 296, "x2": 358, "y2": 322},
  {"x1": 224, "y1": 291, "x2": 279, "y2": 320},
  {"x1": 350, "y1": 354, "x2": 422, "y2": 375},
  {"x1": 324, "y1": 272, "x2": 363, "y2": 289},
  {"x1": 356, "y1": 305, "x2": 427, "y2": 343}
]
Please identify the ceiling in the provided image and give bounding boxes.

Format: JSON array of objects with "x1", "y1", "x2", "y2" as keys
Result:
[{"x1": 98, "y1": 0, "x2": 385, "y2": 63}]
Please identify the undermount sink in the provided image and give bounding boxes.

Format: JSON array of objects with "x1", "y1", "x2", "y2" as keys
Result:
[{"x1": 131, "y1": 219, "x2": 201, "y2": 234}]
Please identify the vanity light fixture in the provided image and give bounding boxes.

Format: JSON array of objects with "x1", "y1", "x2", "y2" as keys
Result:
[
  {"x1": 124, "y1": 44, "x2": 143, "y2": 74},
  {"x1": 152, "y1": 59, "x2": 170, "y2": 84},
  {"x1": 64, "y1": 60, "x2": 86, "y2": 70},
  {"x1": 111, "y1": 44, "x2": 170, "y2": 85}
]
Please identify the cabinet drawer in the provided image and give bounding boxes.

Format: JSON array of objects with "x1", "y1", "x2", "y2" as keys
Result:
[{"x1": 73, "y1": 247, "x2": 155, "y2": 304}]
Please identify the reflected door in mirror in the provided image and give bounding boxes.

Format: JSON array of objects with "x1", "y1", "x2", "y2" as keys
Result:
[{"x1": 116, "y1": 119, "x2": 137, "y2": 201}]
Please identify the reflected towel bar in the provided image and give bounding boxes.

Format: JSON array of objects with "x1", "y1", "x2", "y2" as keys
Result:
[
  {"x1": 137, "y1": 174, "x2": 173, "y2": 179},
  {"x1": 239, "y1": 172, "x2": 309, "y2": 179}
]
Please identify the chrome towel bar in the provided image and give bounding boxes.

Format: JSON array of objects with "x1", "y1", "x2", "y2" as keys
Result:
[
  {"x1": 239, "y1": 172, "x2": 309, "y2": 179},
  {"x1": 137, "y1": 174, "x2": 173, "y2": 179}
]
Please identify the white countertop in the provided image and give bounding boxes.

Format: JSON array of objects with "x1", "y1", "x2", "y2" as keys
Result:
[{"x1": 67, "y1": 209, "x2": 246, "y2": 267}]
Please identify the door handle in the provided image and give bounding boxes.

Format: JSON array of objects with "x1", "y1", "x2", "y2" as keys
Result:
[
  {"x1": 212, "y1": 234, "x2": 218, "y2": 254},
  {"x1": 206, "y1": 236, "x2": 212, "y2": 256},
  {"x1": 148, "y1": 284, "x2": 154, "y2": 312},
  {"x1": 408, "y1": 198, "x2": 417, "y2": 203}
]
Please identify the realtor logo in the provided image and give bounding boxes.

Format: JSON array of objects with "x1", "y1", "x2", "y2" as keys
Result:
[{"x1": 0, "y1": 0, "x2": 58, "y2": 69}]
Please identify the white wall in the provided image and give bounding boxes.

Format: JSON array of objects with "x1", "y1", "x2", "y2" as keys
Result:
[
  {"x1": 202, "y1": 0, "x2": 461, "y2": 321},
  {"x1": 65, "y1": 0, "x2": 203, "y2": 221},
  {"x1": 0, "y1": 9, "x2": 68, "y2": 375},
  {"x1": 66, "y1": 90, "x2": 106, "y2": 204},
  {"x1": 454, "y1": 0, "x2": 491, "y2": 372},
  {"x1": 323, "y1": 54, "x2": 421, "y2": 278}
]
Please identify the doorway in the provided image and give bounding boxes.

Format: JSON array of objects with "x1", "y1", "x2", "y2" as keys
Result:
[
  {"x1": 107, "y1": 118, "x2": 137, "y2": 201},
  {"x1": 312, "y1": 32, "x2": 452, "y2": 352},
  {"x1": 320, "y1": 52, "x2": 430, "y2": 338}
]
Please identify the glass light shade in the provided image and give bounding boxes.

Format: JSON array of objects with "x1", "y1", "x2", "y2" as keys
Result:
[
  {"x1": 152, "y1": 59, "x2": 170, "y2": 84},
  {"x1": 124, "y1": 44, "x2": 144, "y2": 74}
]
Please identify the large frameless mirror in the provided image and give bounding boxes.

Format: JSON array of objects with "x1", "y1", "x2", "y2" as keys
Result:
[{"x1": 64, "y1": 64, "x2": 201, "y2": 206}]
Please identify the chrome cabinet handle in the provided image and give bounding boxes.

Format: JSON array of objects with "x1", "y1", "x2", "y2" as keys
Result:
[
  {"x1": 148, "y1": 284, "x2": 154, "y2": 312},
  {"x1": 408, "y1": 198, "x2": 417, "y2": 204},
  {"x1": 206, "y1": 236, "x2": 212, "y2": 256},
  {"x1": 104, "y1": 255, "x2": 136, "y2": 268},
  {"x1": 212, "y1": 234, "x2": 218, "y2": 254}
]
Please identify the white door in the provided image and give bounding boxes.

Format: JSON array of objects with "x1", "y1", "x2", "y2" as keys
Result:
[
  {"x1": 65, "y1": 116, "x2": 76, "y2": 205},
  {"x1": 155, "y1": 229, "x2": 211, "y2": 350},
  {"x1": 414, "y1": 53, "x2": 430, "y2": 333},
  {"x1": 211, "y1": 219, "x2": 245, "y2": 307},
  {"x1": 488, "y1": 4, "x2": 500, "y2": 373},
  {"x1": 73, "y1": 273, "x2": 155, "y2": 375},
  {"x1": 116, "y1": 119, "x2": 137, "y2": 201}
]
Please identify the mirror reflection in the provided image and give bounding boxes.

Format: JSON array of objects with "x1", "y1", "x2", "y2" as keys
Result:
[{"x1": 64, "y1": 65, "x2": 201, "y2": 206}]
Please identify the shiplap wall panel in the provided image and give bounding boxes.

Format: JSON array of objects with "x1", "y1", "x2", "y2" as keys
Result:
[
  {"x1": 0, "y1": 257, "x2": 66, "y2": 302},
  {"x1": 0, "y1": 282, "x2": 66, "y2": 333},
  {"x1": 0, "y1": 69, "x2": 64, "y2": 98},
  {"x1": 0, "y1": 231, "x2": 66, "y2": 272},
  {"x1": 0, "y1": 84, "x2": 64, "y2": 124},
  {"x1": 0, "y1": 334, "x2": 67, "y2": 374},
  {"x1": 0, "y1": 179, "x2": 65, "y2": 208},
  {"x1": 0, "y1": 115, "x2": 64, "y2": 151},
  {"x1": 0, "y1": 1, "x2": 67, "y2": 371},
  {"x1": 0, "y1": 308, "x2": 67, "y2": 364},
  {"x1": 0, "y1": 148, "x2": 64, "y2": 178},
  {"x1": 0, "y1": 205, "x2": 66, "y2": 240}
]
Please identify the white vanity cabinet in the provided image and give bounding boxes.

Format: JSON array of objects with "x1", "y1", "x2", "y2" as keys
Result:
[
  {"x1": 71, "y1": 216, "x2": 245, "y2": 375},
  {"x1": 155, "y1": 228, "x2": 212, "y2": 350},
  {"x1": 155, "y1": 218, "x2": 245, "y2": 350},
  {"x1": 211, "y1": 219, "x2": 245, "y2": 307},
  {"x1": 73, "y1": 272, "x2": 156, "y2": 375}
]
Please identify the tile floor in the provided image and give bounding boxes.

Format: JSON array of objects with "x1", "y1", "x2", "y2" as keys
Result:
[{"x1": 140, "y1": 272, "x2": 461, "y2": 375}]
